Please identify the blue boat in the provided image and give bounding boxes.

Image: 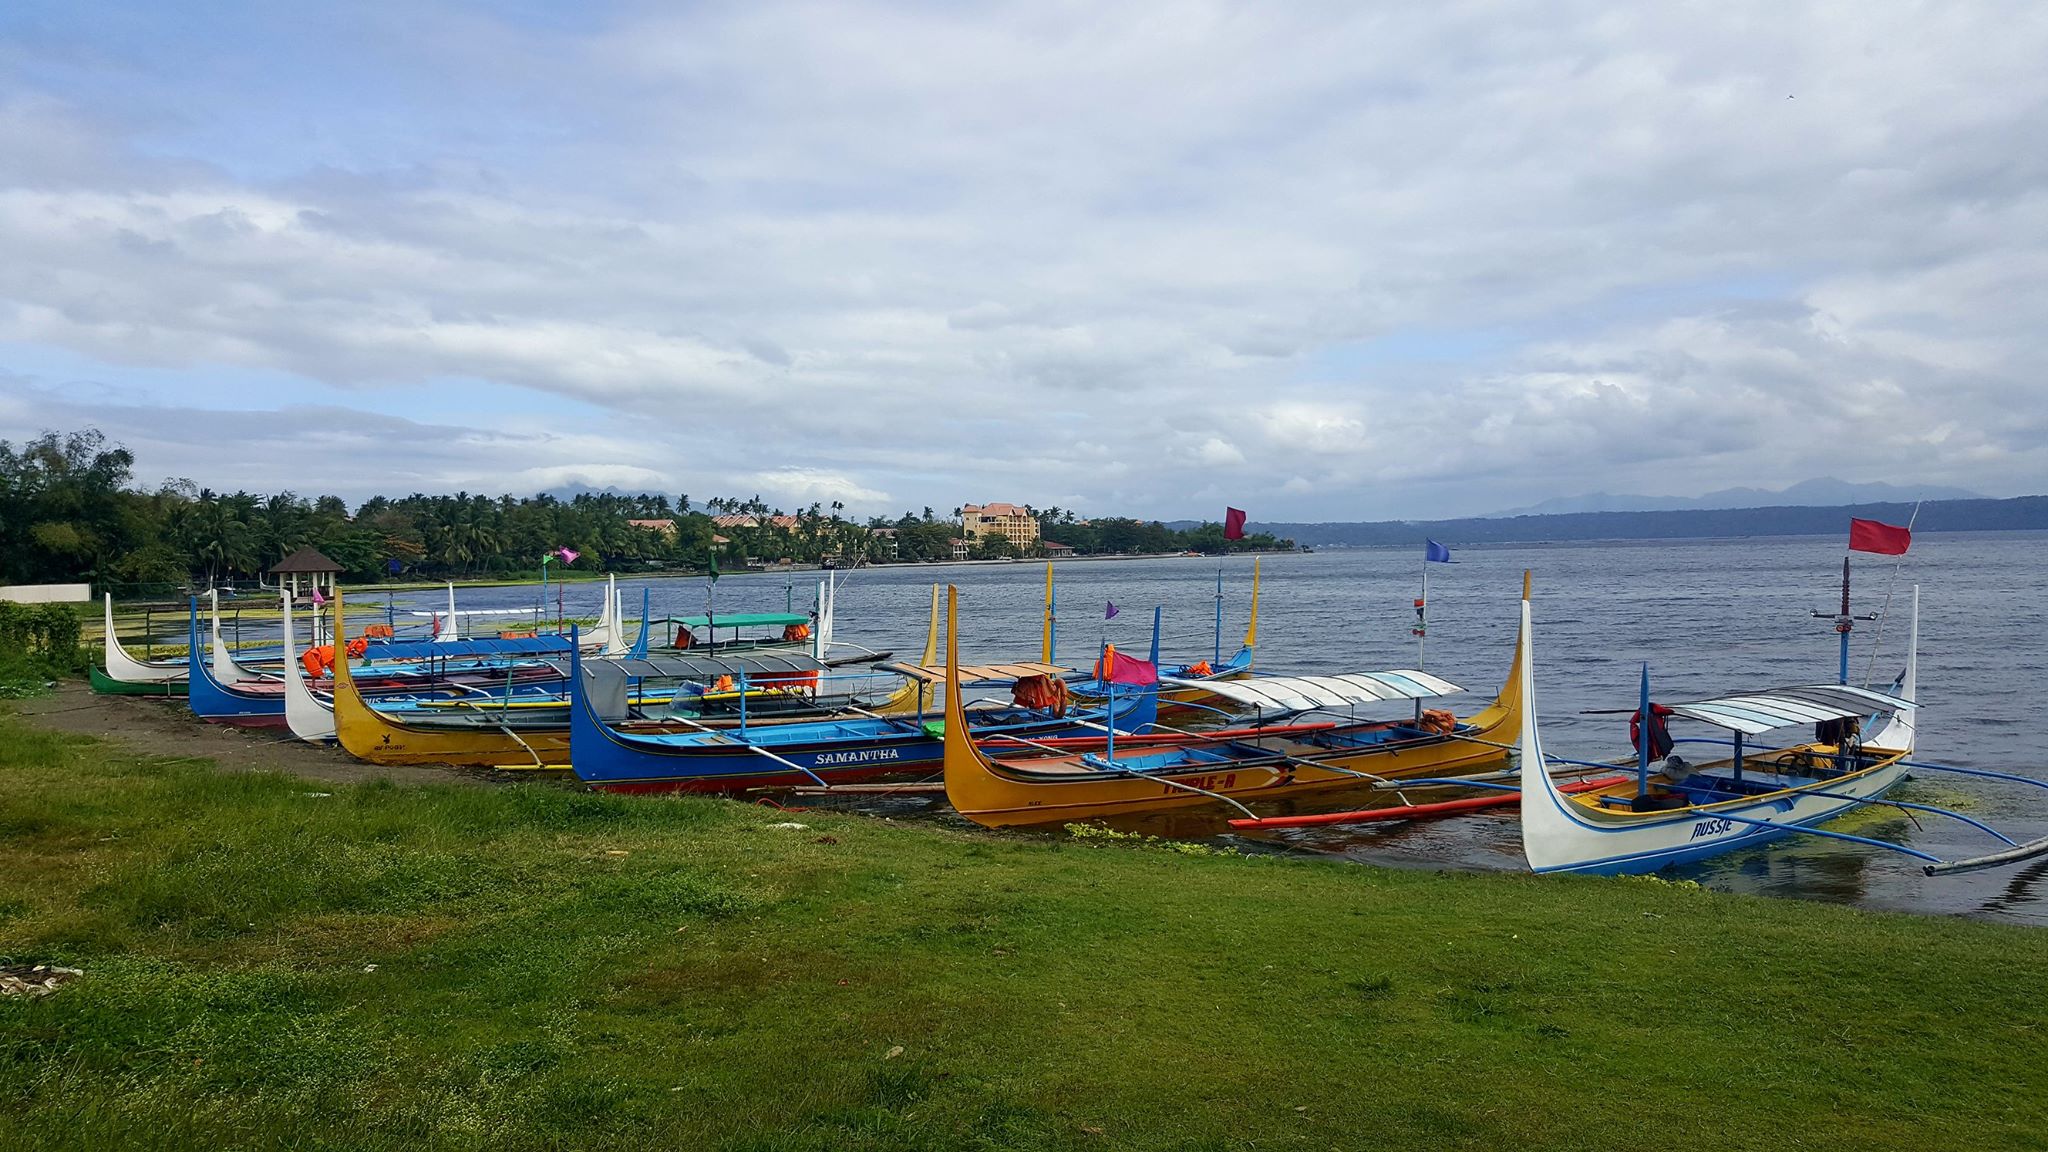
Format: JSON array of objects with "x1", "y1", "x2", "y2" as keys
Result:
[{"x1": 567, "y1": 636, "x2": 1160, "y2": 793}]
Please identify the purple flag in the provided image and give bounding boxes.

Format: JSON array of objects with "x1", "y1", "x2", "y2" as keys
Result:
[{"x1": 1105, "y1": 601, "x2": 1119, "y2": 620}]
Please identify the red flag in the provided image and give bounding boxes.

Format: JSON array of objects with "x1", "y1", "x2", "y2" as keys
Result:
[
  {"x1": 1223, "y1": 507, "x2": 1247, "y2": 541},
  {"x1": 1848, "y1": 518, "x2": 1911, "y2": 556}
]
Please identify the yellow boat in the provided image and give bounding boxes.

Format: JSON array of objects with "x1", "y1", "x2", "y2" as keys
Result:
[
  {"x1": 332, "y1": 586, "x2": 945, "y2": 770},
  {"x1": 939, "y1": 578, "x2": 1528, "y2": 827}
]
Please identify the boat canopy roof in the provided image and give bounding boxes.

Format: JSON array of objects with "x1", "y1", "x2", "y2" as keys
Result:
[
  {"x1": 362, "y1": 636, "x2": 571, "y2": 662},
  {"x1": 1665, "y1": 684, "x2": 1916, "y2": 736},
  {"x1": 886, "y1": 660, "x2": 1070, "y2": 685},
  {"x1": 663, "y1": 613, "x2": 811, "y2": 629},
  {"x1": 581, "y1": 651, "x2": 829, "y2": 720},
  {"x1": 1166, "y1": 670, "x2": 1464, "y2": 712},
  {"x1": 594, "y1": 652, "x2": 827, "y2": 681}
]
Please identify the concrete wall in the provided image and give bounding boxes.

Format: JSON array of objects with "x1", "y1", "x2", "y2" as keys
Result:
[{"x1": 0, "y1": 583, "x2": 92, "y2": 604}]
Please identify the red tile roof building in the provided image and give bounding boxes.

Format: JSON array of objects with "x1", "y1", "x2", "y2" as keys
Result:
[{"x1": 960, "y1": 503, "x2": 1041, "y2": 551}]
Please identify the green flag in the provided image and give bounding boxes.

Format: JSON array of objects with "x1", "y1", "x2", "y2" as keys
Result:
[{"x1": 708, "y1": 550, "x2": 720, "y2": 582}]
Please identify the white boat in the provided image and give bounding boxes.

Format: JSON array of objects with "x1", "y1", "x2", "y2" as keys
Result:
[{"x1": 1517, "y1": 595, "x2": 1920, "y2": 876}]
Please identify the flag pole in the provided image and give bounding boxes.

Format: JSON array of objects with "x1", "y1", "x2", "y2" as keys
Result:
[
  {"x1": 1415, "y1": 559, "x2": 1428, "y2": 722},
  {"x1": 1860, "y1": 500, "x2": 1922, "y2": 687},
  {"x1": 1416, "y1": 558, "x2": 1428, "y2": 670}
]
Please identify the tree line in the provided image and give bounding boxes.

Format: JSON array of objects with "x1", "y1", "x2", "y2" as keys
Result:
[{"x1": 0, "y1": 428, "x2": 1292, "y2": 591}]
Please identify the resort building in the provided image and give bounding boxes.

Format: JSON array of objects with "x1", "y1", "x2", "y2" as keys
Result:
[
  {"x1": 710, "y1": 514, "x2": 802, "y2": 531},
  {"x1": 960, "y1": 503, "x2": 1041, "y2": 551},
  {"x1": 949, "y1": 538, "x2": 972, "y2": 560}
]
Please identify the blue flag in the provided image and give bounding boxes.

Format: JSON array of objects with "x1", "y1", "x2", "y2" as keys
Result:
[
  {"x1": 1105, "y1": 601, "x2": 1119, "y2": 620},
  {"x1": 1424, "y1": 539, "x2": 1452, "y2": 563}
]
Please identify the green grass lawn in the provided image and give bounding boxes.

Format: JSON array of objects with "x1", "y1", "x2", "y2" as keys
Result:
[{"x1": 1, "y1": 714, "x2": 2045, "y2": 1151}]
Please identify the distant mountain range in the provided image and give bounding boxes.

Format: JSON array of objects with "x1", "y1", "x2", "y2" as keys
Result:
[
  {"x1": 1222, "y1": 495, "x2": 2048, "y2": 549},
  {"x1": 1485, "y1": 478, "x2": 1982, "y2": 517}
]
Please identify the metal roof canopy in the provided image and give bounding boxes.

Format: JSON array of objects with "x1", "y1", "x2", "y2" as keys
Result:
[
  {"x1": 581, "y1": 651, "x2": 830, "y2": 721},
  {"x1": 661, "y1": 613, "x2": 812, "y2": 629},
  {"x1": 1163, "y1": 670, "x2": 1466, "y2": 713},
  {"x1": 1665, "y1": 683, "x2": 1915, "y2": 736},
  {"x1": 595, "y1": 652, "x2": 827, "y2": 681},
  {"x1": 884, "y1": 660, "x2": 1071, "y2": 685}
]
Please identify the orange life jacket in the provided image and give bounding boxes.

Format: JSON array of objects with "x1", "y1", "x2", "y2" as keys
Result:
[{"x1": 1011, "y1": 674, "x2": 1071, "y2": 714}]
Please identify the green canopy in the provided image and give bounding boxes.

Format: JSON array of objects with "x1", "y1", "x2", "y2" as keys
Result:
[{"x1": 666, "y1": 613, "x2": 811, "y2": 629}]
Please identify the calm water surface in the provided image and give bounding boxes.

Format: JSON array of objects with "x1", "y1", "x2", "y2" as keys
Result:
[{"x1": 341, "y1": 533, "x2": 2048, "y2": 925}]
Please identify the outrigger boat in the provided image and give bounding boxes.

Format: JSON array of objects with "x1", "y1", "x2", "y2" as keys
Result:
[
  {"x1": 283, "y1": 593, "x2": 573, "y2": 742},
  {"x1": 196, "y1": 594, "x2": 566, "y2": 728},
  {"x1": 1518, "y1": 589, "x2": 2048, "y2": 876},
  {"x1": 567, "y1": 620, "x2": 1160, "y2": 794},
  {"x1": 938, "y1": 582, "x2": 1527, "y2": 827},
  {"x1": 329, "y1": 585, "x2": 943, "y2": 768}
]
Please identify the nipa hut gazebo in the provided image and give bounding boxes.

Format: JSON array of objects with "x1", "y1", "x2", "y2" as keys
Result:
[{"x1": 269, "y1": 547, "x2": 344, "y2": 601}]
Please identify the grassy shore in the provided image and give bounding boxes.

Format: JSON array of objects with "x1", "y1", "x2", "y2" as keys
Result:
[{"x1": 1, "y1": 715, "x2": 2044, "y2": 1151}]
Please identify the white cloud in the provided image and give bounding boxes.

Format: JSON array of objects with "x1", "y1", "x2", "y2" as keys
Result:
[{"x1": 0, "y1": 2, "x2": 2044, "y2": 518}]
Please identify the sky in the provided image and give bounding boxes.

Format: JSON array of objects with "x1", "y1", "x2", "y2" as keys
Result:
[{"x1": 1, "y1": 1, "x2": 2044, "y2": 521}]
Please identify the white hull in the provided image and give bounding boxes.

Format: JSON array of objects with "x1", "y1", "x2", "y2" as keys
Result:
[
  {"x1": 1518, "y1": 596, "x2": 1919, "y2": 876},
  {"x1": 100, "y1": 593, "x2": 187, "y2": 684},
  {"x1": 281, "y1": 594, "x2": 336, "y2": 742}
]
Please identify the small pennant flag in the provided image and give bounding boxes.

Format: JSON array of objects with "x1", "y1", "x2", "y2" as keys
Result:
[
  {"x1": 1105, "y1": 601, "x2": 1119, "y2": 620},
  {"x1": 555, "y1": 547, "x2": 581, "y2": 565},
  {"x1": 708, "y1": 551, "x2": 720, "y2": 583},
  {"x1": 310, "y1": 587, "x2": 326, "y2": 606},
  {"x1": 1424, "y1": 539, "x2": 1452, "y2": 563},
  {"x1": 1223, "y1": 507, "x2": 1247, "y2": 541},
  {"x1": 1848, "y1": 518, "x2": 1911, "y2": 556}
]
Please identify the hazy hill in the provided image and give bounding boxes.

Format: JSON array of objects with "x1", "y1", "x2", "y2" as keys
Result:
[
  {"x1": 1220, "y1": 495, "x2": 2048, "y2": 548},
  {"x1": 1488, "y1": 478, "x2": 1983, "y2": 517}
]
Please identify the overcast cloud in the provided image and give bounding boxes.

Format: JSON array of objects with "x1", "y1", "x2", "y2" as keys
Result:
[{"x1": 1, "y1": 1, "x2": 2043, "y2": 518}]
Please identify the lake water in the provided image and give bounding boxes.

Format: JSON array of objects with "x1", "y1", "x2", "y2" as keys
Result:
[{"x1": 344, "y1": 533, "x2": 2048, "y2": 925}]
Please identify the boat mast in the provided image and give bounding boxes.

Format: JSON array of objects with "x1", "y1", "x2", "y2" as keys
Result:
[
  {"x1": 1813, "y1": 557, "x2": 1874, "y2": 685},
  {"x1": 1213, "y1": 568, "x2": 1224, "y2": 666},
  {"x1": 1838, "y1": 556, "x2": 1851, "y2": 685},
  {"x1": 1636, "y1": 663, "x2": 1652, "y2": 799}
]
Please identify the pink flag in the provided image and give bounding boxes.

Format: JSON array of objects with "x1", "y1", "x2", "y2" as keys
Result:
[
  {"x1": 1093, "y1": 644, "x2": 1159, "y2": 686},
  {"x1": 311, "y1": 587, "x2": 326, "y2": 606},
  {"x1": 556, "y1": 547, "x2": 581, "y2": 565}
]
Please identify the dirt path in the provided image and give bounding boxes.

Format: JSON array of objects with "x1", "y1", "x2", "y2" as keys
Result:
[{"x1": 6, "y1": 681, "x2": 531, "y2": 789}]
